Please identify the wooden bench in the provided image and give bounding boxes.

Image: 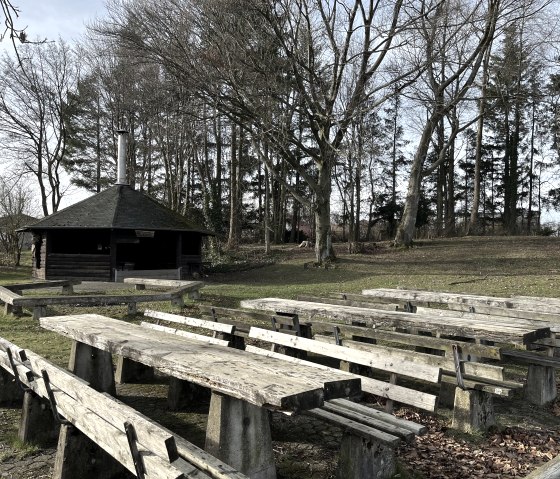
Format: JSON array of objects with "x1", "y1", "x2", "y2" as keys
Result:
[
  {"x1": 9, "y1": 288, "x2": 194, "y2": 320},
  {"x1": 0, "y1": 336, "x2": 248, "y2": 479},
  {"x1": 326, "y1": 291, "x2": 560, "y2": 406},
  {"x1": 143, "y1": 309, "x2": 431, "y2": 478},
  {"x1": 124, "y1": 278, "x2": 204, "y2": 300},
  {"x1": 247, "y1": 329, "x2": 435, "y2": 477}
]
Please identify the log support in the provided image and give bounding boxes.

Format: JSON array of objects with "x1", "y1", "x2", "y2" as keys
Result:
[
  {"x1": 525, "y1": 364, "x2": 556, "y2": 406},
  {"x1": 451, "y1": 387, "x2": 495, "y2": 433},
  {"x1": 0, "y1": 368, "x2": 23, "y2": 405},
  {"x1": 33, "y1": 306, "x2": 47, "y2": 320},
  {"x1": 336, "y1": 434, "x2": 396, "y2": 479},
  {"x1": 115, "y1": 356, "x2": 154, "y2": 384},
  {"x1": 68, "y1": 341, "x2": 116, "y2": 395},
  {"x1": 167, "y1": 378, "x2": 210, "y2": 411},
  {"x1": 18, "y1": 390, "x2": 58, "y2": 446},
  {"x1": 205, "y1": 392, "x2": 276, "y2": 479}
]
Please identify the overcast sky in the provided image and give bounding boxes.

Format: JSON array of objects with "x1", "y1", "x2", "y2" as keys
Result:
[{"x1": 15, "y1": 0, "x2": 107, "y2": 43}]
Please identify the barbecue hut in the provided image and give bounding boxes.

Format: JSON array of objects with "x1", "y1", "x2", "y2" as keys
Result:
[{"x1": 22, "y1": 132, "x2": 212, "y2": 281}]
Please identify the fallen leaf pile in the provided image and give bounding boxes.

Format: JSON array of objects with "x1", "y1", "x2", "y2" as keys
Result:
[{"x1": 396, "y1": 409, "x2": 560, "y2": 478}]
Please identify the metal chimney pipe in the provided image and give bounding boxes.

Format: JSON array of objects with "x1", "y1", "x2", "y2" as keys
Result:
[{"x1": 116, "y1": 129, "x2": 128, "y2": 185}]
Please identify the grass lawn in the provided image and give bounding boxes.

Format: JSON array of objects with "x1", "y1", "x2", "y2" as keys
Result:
[{"x1": 1, "y1": 235, "x2": 560, "y2": 478}]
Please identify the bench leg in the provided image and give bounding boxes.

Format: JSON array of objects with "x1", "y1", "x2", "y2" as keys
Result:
[
  {"x1": 187, "y1": 290, "x2": 201, "y2": 300},
  {"x1": 438, "y1": 382, "x2": 457, "y2": 408},
  {"x1": 61, "y1": 285, "x2": 74, "y2": 295},
  {"x1": 167, "y1": 377, "x2": 210, "y2": 411},
  {"x1": 171, "y1": 296, "x2": 185, "y2": 308},
  {"x1": 0, "y1": 368, "x2": 23, "y2": 405},
  {"x1": 52, "y1": 424, "x2": 125, "y2": 479},
  {"x1": 135, "y1": 284, "x2": 146, "y2": 290},
  {"x1": 525, "y1": 365, "x2": 556, "y2": 405},
  {"x1": 33, "y1": 306, "x2": 47, "y2": 320},
  {"x1": 68, "y1": 341, "x2": 116, "y2": 396},
  {"x1": 337, "y1": 434, "x2": 396, "y2": 479},
  {"x1": 115, "y1": 356, "x2": 154, "y2": 384},
  {"x1": 18, "y1": 390, "x2": 58, "y2": 446},
  {"x1": 127, "y1": 302, "x2": 137, "y2": 315},
  {"x1": 205, "y1": 392, "x2": 276, "y2": 479},
  {"x1": 451, "y1": 387, "x2": 495, "y2": 433}
]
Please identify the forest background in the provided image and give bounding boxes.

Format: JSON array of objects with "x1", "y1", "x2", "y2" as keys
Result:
[{"x1": 2, "y1": 0, "x2": 560, "y2": 265}]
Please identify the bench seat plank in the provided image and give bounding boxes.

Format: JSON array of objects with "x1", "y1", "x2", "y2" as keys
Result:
[
  {"x1": 304, "y1": 408, "x2": 401, "y2": 447},
  {"x1": 249, "y1": 327, "x2": 441, "y2": 383},
  {"x1": 144, "y1": 310, "x2": 234, "y2": 335},
  {"x1": 319, "y1": 401, "x2": 415, "y2": 442},
  {"x1": 140, "y1": 322, "x2": 230, "y2": 347}
]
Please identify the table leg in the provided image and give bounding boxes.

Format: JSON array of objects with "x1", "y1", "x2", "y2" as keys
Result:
[{"x1": 205, "y1": 392, "x2": 276, "y2": 479}]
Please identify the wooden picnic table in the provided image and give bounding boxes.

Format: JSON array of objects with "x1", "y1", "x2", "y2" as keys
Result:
[
  {"x1": 240, "y1": 298, "x2": 550, "y2": 347},
  {"x1": 40, "y1": 313, "x2": 360, "y2": 479}
]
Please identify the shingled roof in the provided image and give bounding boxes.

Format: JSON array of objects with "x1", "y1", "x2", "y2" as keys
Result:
[{"x1": 22, "y1": 185, "x2": 212, "y2": 233}]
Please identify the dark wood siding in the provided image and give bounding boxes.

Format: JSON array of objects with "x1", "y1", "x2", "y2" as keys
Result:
[
  {"x1": 180, "y1": 255, "x2": 202, "y2": 278},
  {"x1": 45, "y1": 254, "x2": 111, "y2": 281}
]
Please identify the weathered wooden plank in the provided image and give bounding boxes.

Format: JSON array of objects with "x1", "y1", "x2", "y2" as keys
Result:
[
  {"x1": 40, "y1": 314, "x2": 359, "y2": 410},
  {"x1": 249, "y1": 327, "x2": 441, "y2": 383},
  {"x1": 5, "y1": 280, "x2": 81, "y2": 291},
  {"x1": 144, "y1": 310, "x2": 234, "y2": 334},
  {"x1": 326, "y1": 398, "x2": 427, "y2": 436},
  {"x1": 0, "y1": 351, "x2": 186, "y2": 479},
  {"x1": 364, "y1": 288, "x2": 560, "y2": 316},
  {"x1": 415, "y1": 306, "x2": 557, "y2": 331},
  {"x1": 304, "y1": 408, "x2": 401, "y2": 447},
  {"x1": 244, "y1": 346, "x2": 438, "y2": 412},
  {"x1": 14, "y1": 292, "x2": 175, "y2": 307},
  {"x1": 502, "y1": 350, "x2": 560, "y2": 368},
  {"x1": 140, "y1": 322, "x2": 230, "y2": 347},
  {"x1": 310, "y1": 322, "x2": 502, "y2": 360},
  {"x1": 124, "y1": 279, "x2": 203, "y2": 291},
  {"x1": 0, "y1": 285, "x2": 20, "y2": 304},
  {"x1": 319, "y1": 401, "x2": 415, "y2": 441},
  {"x1": 315, "y1": 336, "x2": 504, "y2": 382},
  {"x1": 450, "y1": 303, "x2": 560, "y2": 329},
  {"x1": 524, "y1": 454, "x2": 560, "y2": 479},
  {"x1": 439, "y1": 374, "x2": 522, "y2": 397},
  {"x1": 0, "y1": 338, "x2": 247, "y2": 479},
  {"x1": 241, "y1": 298, "x2": 549, "y2": 345},
  {"x1": 297, "y1": 295, "x2": 400, "y2": 311}
]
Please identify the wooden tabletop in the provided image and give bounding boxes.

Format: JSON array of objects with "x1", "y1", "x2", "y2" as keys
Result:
[
  {"x1": 240, "y1": 298, "x2": 550, "y2": 346},
  {"x1": 40, "y1": 314, "x2": 360, "y2": 412}
]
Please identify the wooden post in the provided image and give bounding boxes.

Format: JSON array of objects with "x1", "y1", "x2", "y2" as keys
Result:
[
  {"x1": 33, "y1": 306, "x2": 47, "y2": 320},
  {"x1": 525, "y1": 365, "x2": 556, "y2": 405},
  {"x1": 115, "y1": 356, "x2": 154, "y2": 384},
  {"x1": 451, "y1": 387, "x2": 495, "y2": 433},
  {"x1": 167, "y1": 377, "x2": 210, "y2": 411},
  {"x1": 0, "y1": 368, "x2": 23, "y2": 405},
  {"x1": 68, "y1": 341, "x2": 116, "y2": 395},
  {"x1": 18, "y1": 391, "x2": 58, "y2": 446},
  {"x1": 205, "y1": 392, "x2": 276, "y2": 479},
  {"x1": 337, "y1": 434, "x2": 396, "y2": 479}
]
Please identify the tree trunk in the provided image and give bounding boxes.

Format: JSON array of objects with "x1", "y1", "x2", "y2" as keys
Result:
[
  {"x1": 394, "y1": 120, "x2": 435, "y2": 247},
  {"x1": 314, "y1": 160, "x2": 335, "y2": 263}
]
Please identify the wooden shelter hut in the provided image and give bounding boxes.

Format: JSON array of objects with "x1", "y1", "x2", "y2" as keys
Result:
[
  {"x1": 21, "y1": 131, "x2": 212, "y2": 281},
  {"x1": 22, "y1": 185, "x2": 212, "y2": 281}
]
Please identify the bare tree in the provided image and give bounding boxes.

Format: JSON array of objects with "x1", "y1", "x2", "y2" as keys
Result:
[
  {"x1": 96, "y1": 0, "x2": 421, "y2": 264},
  {"x1": 0, "y1": 178, "x2": 36, "y2": 266},
  {"x1": 0, "y1": 41, "x2": 78, "y2": 215},
  {"x1": 394, "y1": 0, "x2": 502, "y2": 247}
]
